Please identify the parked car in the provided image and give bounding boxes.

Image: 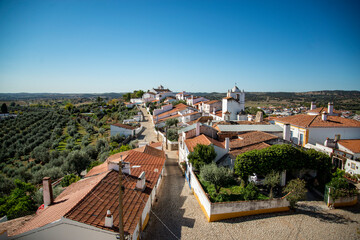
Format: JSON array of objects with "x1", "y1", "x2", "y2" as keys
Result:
[{"x1": 249, "y1": 173, "x2": 265, "y2": 185}]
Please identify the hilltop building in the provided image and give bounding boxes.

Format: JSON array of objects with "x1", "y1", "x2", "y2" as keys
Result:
[{"x1": 222, "y1": 86, "x2": 245, "y2": 121}]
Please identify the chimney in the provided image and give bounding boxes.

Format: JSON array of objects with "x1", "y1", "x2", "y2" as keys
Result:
[
  {"x1": 225, "y1": 138, "x2": 230, "y2": 151},
  {"x1": 321, "y1": 111, "x2": 327, "y2": 121},
  {"x1": 122, "y1": 162, "x2": 131, "y2": 175},
  {"x1": 213, "y1": 107, "x2": 216, "y2": 115},
  {"x1": 334, "y1": 134, "x2": 341, "y2": 142},
  {"x1": 247, "y1": 115, "x2": 253, "y2": 122},
  {"x1": 310, "y1": 102, "x2": 316, "y2": 110},
  {"x1": 328, "y1": 102, "x2": 333, "y2": 115},
  {"x1": 104, "y1": 210, "x2": 113, "y2": 228},
  {"x1": 283, "y1": 124, "x2": 291, "y2": 141},
  {"x1": 324, "y1": 137, "x2": 329, "y2": 147},
  {"x1": 43, "y1": 177, "x2": 53, "y2": 207},
  {"x1": 135, "y1": 171, "x2": 146, "y2": 191},
  {"x1": 196, "y1": 122, "x2": 200, "y2": 136},
  {"x1": 255, "y1": 111, "x2": 263, "y2": 122}
]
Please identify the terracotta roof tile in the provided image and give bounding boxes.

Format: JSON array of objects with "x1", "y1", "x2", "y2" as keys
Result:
[
  {"x1": 229, "y1": 142, "x2": 270, "y2": 157},
  {"x1": 13, "y1": 172, "x2": 108, "y2": 236},
  {"x1": 229, "y1": 131, "x2": 278, "y2": 149},
  {"x1": 307, "y1": 107, "x2": 341, "y2": 115},
  {"x1": 338, "y1": 139, "x2": 360, "y2": 153},
  {"x1": 274, "y1": 114, "x2": 360, "y2": 128},
  {"x1": 14, "y1": 147, "x2": 166, "y2": 237},
  {"x1": 184, "y1": 134, "x2": 224, "y2": 152},
  {"x1": 204, "y1": 100, "x2": 220, "y2": 105}
]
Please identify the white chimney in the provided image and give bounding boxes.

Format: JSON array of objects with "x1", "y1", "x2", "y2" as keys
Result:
[
  {"x1": 247, "y1": 115, "x2": 253, "y2": 122},
  {"x1": 283, "y1": 124, "x2": 291, "y2": 141},
  {"x1": 328, "y1": 102, "x2": 333, "y2": 115},
  {"x1": 104, "y1": 210, "x2": 113, "y2": 228},
  {"x1": 225, "y1": 138, "x2": 230, "y2": 151},
  {"x1": 310, "y1": 102, "x2": 316, "y2": 110},
  {"x1": 135, "y1": 171, "x2": 146, "y2": 191},
  {"x1": 43, "y1": 177, "x2": 53, "y2": 207},
  {"x1": 213, "y1": 107, "x2": 216, "y2": 115},
  {"x1": 122, "y1": 162, "x2": 131, "y2": 175},
  {"x1": 322, "y1": 111, "x2": 327, "y2": 121},
  {"x1": 196, "y1": 122, "x2": 200, "y2": 136}
]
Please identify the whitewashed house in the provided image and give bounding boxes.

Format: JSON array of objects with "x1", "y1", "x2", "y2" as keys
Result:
[{"x1": 110, "y1": 123, "x2": 137, "y2": 137}]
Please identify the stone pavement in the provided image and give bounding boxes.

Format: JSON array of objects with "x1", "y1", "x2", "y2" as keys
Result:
[{"x1": 139, "y1": 106, "x2": 360, "y2": 240}]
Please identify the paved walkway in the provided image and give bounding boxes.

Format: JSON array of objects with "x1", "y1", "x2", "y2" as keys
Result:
[
  {"x1": 140, "y1": 106, "x2": 360, "y2": 240},
  {"x1": 138, "y1": 106, "x2": 158, "y2": 143}
]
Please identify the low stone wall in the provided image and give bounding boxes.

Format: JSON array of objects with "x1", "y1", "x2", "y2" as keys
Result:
[{"x1": 188, "y1": 170, "x2": 290, "y2": 222}]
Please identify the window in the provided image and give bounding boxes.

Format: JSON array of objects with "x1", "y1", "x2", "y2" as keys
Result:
[{"x1": 299, "y1": 134, "x2": 304, "y2": 145}]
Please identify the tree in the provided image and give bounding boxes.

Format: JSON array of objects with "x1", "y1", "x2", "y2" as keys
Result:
[
  {"x1": 327, "y1": 176, "x2": 357, "y2": 208},
  {"x1": 200, "y1": 163, "x2": 233, "y2": 194},
  {"x1": 61, "y1": 174, "x2": 81, "y2": 187},
  {"x1": 64, "y1": 102, "x2": 74, "y2": 112},
  {"x1": 283, "y1": 178, "x2": 307, "y2": 209},
  {"x1": 235, "y1": 144, "x2": 331, "y2": 184},
  {"x1": 123, "y1": 93, "x2": 131, "y2": 102},
  {"x1": 1, "y1": 103, "x2": 8, "y2": 113},
  {"x1": 188, "y1": 144, "x2": 217, "y2": 170},
  {"x1": 0, "y1": 180, "x2": 36, "y2": 219},
  {"x1": 66, "y1": 150, "x2": 91, "y2": 175},
  {"x1": 264, "y1": 171, "x2": 280, "y2": 199}
]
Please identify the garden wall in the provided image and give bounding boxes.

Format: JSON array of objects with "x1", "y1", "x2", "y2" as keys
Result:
[
  {"x1": 154, "y1": 130, "x2": 178, "y2": 150},
  {"x1": 324, "y1": 187, "x2": 358, "y2": 207},
  {"x1": 188, "y1": 170, "x2": 290, "y2": 222}
]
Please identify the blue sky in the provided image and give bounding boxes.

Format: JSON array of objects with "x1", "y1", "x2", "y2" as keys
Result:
[{"x1": 0, "y1": 0, "x2": 359, "y2": 93}]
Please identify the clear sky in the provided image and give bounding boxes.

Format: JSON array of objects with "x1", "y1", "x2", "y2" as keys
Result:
[{"x1": 0, "y1": 0, "x2": 359, "y2": 93}]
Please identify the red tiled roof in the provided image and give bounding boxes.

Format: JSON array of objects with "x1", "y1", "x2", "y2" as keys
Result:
[
  {"x1": 155, "y1": 104, "x2": 189, "y2": 119},
  {"x1": 274, "y1": 114, "x2": 360, "y2": 128},
  {"x1": 13, "y1": 172, "x2": 108, "y2": 236},
  {"x1": 185, "y1": 134, "x2": 225, "y2": 152},
  {"x1": 66, "y1": 151, "x2": 165, "y2": 235},
  {"x1": 229, "y1": 142, "x2": 270, "y2": 157},
  {"x1": 229, "y1": 131, "x2": 278, "y2": 149},
  {"x1": 204, "y1": 100, "x2": 220, "y2": 105},
  {"x1": 182, "y1": 111, "x2": 200, "y2": 117},
  {"x1": 338, "y1": 139, "x2": 360, "y2": 153},
  {"x1": 194, "y1": 101, "x2": 205, "y2": 106},
  {"x1": 112, "y1": 123, "x2": 137, "y2": 130},
  {"x1": 307, "y1": 107, "x2": 341, "y2": 115},
  {"x1": 155, "y1": 114, "x2": 181, "y2": 123},
  {"x1": 14, "y1": 146, "x2": 166, "y2": 237}
]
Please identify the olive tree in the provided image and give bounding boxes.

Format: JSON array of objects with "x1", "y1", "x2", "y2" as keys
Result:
[{"x1": 200, "y1": 163, "x2": 233, "y2": 194}]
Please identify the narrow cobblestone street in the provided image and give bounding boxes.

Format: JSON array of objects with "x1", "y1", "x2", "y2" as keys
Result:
[{"x1": 140, "y1": 107, "x2": 360, "y2": 240}]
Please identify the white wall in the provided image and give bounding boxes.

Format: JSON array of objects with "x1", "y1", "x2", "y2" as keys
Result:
[
  {"x1": 189, "y1": 170, "x2": 212, "y2": 217},
  {"x1": 153, "y1": 104, "x2": 173, "y2": 116},
  {"x1": 210, "y1": 198, "x2": 290, "y2": 215},
  {"x1": 344, "y1": 159, "x2": 360, "y2": 175},
  {"x1": 308, "y1": 127, "x2": 360, "y2": 145},
  {"x1": 110, "y1": 125, "x2": 134, "y2": 137}
]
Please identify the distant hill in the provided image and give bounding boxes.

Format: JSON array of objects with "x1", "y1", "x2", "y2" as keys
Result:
[
  {"x1": 0, "y1": 92, "x2": 125, "y2": 101},
  {"x1": 191, "y1": 90, "x2": 360, "y2": 111}
]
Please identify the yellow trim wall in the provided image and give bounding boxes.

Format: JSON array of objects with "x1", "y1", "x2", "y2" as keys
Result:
[
  {"x1": 193, "y1": 192, "x2": 210, "y2": 222},
  {"x1": 141, "y1": 213, "x2": 150, "y2": 230},
  {"x1": 193, "y1": 190, "x2": 290, "y2": 222},
  {"x1": 209, "y1": 207, "x2": 290, "y2": 222}
]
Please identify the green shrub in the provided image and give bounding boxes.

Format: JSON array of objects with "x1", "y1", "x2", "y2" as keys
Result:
[{"x1": 61, "y1": 174, "x2": 81, "y2": 187}]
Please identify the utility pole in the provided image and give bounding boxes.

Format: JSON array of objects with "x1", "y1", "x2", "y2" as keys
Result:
[{"x1": 118, "y1": 161, "x2": 125, "y2": 240}]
